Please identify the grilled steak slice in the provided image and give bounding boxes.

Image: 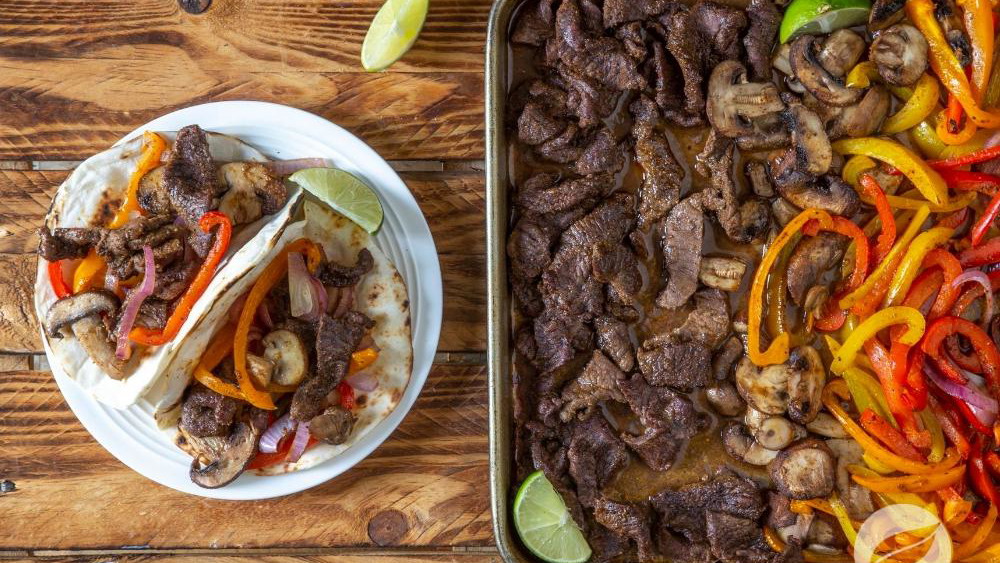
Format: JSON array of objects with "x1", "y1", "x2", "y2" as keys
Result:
[{"x1": 290, "y1": 311, "x2": 373, "y2": 422}]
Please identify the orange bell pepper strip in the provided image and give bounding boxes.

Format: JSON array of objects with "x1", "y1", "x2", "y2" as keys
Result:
[
  {"x1": 748, "y1": 208, "x2": 833, "y2": 366},
  {"x1": 192, "y1": 324, "x2": 245, "y2": 400},
  {"x1": 804, "y1": 216, "x2": 870, "y2": 332},
  {"x1": 954, "y1": 504, "x2": 998, "y2": 560},
  {"x1": 907, "y1": 0, "x2": 1000, "y2": 128},
  {"x1": 858, "y1": 174, "x2": 896, "y2": 265},
  {"x1": 47, "y1": 260, "x2": 71, "y2": 298},
  {"x1": 859, "y1": 408, "x2": 926, "y2": 460},
  {"x1": 233, "y1": 238, "x2": 324, "y2": 411},
  {"x1": 923, "y1": 248, "x2": 964, "y2": 318},
  {"x1": 72, "y1": 249, "x2": 107, "y2": 294},
  {"x1": 349, "y1": 347, "x2": 379, "y2": 373},
  {"x1": 763, "y1": 527, "x2": 853, "y2": 563},
  {"x1": 130, "y1": 211, "x2": 233, "y2": 346},
  {"x1": 851, "y1": 463, "x2": 966, "y2": 493},
  {"x1": 958, "y1": 0, "x2": 995, "y2": 102},
  {"x1": 109, "y1": 131, "x2": 166, "y2": 229}
]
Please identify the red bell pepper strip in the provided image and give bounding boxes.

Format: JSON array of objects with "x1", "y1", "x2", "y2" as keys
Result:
[
  {"x1": 970, "y1": 436, "x2": 1000, "y2": 505},
  {"x1": 47, "y1": 260, "x2": 71, "y2": 298},
  {"x1": 986, "y1": 450, "x2": 1000, "y2": 478},
  {"x1": 929, "y1": 394, "x2": 972, "y2": 457},
  {"x1": 936, "y1": 207, "x2": 971, "y2": 229},
  {"x1": 130, "y1": 211, "x2": 233, "y2": 346},
  {"x1": 945, "y1": 332, "x2": 983, "y2": 372},
  {"x1": 972, "y1": 190, "x2": 1000, "y2": 246},
  {"x1": 924, "y1": 317, "x2": 1000, "y2": 401},
  {"x1": 940, "y1": 170, "x2": 1000, "y2": 196},
  {"x1": 960, "y1": 237, "x2": 1000, "y2": 267},
  {"x1": 246, "y1": 433, "x2": 318, "y2": 470},
  {"x1": 337, "y1": 381, "x2": 356, "y2": 410},
  {"x1": 806, "y1": 217, "x2": 871, "y2": 332},
  {"x1": 865, "y1": 340, "x2": 929, "y2": 447},
  {"x1": 904, "y1": 348, "x2": 929, "y2": 412},
  {"x1": 924, "y1": 249, "x2": 964, "y2": 318},
  {"x1": 859, "y1": 174, "x2": 897, "y2": 265},
  {"x1": 930, "y1": 145, "x2": 1000, "y2": 170},
  {"x1": 860, "y1": 408, "x2": 926, "y2": 460}
]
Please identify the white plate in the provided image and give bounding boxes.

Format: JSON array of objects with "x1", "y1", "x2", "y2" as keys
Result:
[{"x1": 46, "y1": 101, "x2": 443, "y2": 499}]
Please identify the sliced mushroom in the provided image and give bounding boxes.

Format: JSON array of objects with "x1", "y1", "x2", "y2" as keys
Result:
[
  {"x1": 722, "y1": 421, "x2": 782, "y2": 465},
  {"x1": 803, "y1": 285, "x2": 830, "y2": 319},
  {"x1": 868, "y1": 0, "x2": 905, "y2": 30},
  {"x1": 782, "y1": 102, "x2": 832, "y2": 176},
  {"x1": 707, "y1": 60, "x2": 786, "y2": 138},
  {"x1": 310, "y1": 405, "x2": 356, "y2": 444},
  {"x1": 189, "y1": 413, "x2": 266, "y2": 489},
  {"x1": 218, "y1": 162, "x2": 287, "y2": 216},
  {"x1": 816, "y1": 30, "x2": 866, "y2": 77},
  {"x1": 699, "y1": 257, "x2": 748, "y2": 292},
  {"x1": 826, "y1": 438, "x2": 878, "y2": 520},
  {"x1": 786, "y1": 346, "x2": 827, "y2": 424},
  {"x1": 777, "y1": 174, "x2": 860, "y2": 217},
  {"x1": 736, "y1": 357, "x2": 792, "y2": 415},
  {"x1": 786, "y1": 233, "x2": 846, "y2": 307},
  {"x1": 829, "y1": 86, "x2": 891, "y2": 138},
  {"x1": 871, "y1": 24, "x2": 929, "y2": 87},
  {"x1": 247, "y1": 354, "x2": 275, "y2": 388},
  {"x1": 744, "y1": 406, "x2": 770, "y2": 433},
  {"x1": 44, "y1": 290, "x2": 119, "y2": 338},
  {"x1": 789, "y1": 35, "x2": 863, "y2": 107},
  {"x1": 72, "y1": 316, "x2": 126, "y2": 380},
  {"x1": 262, "y1": 329, "x2": 308, "y2": 386},
  {"x1": 756, "y1": 416, "x2": 796, "y2": 450},
  {"x1": 769, "y1": 438, "x2": 836, "y2": 499},
  {"x1": 735, "y1": 113, "x2": 792, "y2": 151},
  {"x1": 771, "y1": 197, "x2": 800, "y2": 227},
  {"x1": 735, "y1": 198, "x2": 773, "y2": 243},
  {"x1": 773, "y1": 44, "x2": 808, "y2": 93},
  {"x1": 746, "y1": 160, "x2": 775, "y2": 198},
  {"x1": 807, "y1": 412, "x2": 849, "y2": 438},
  {"x1": 707, "y1": 381, "x2": 745, "y2": 416}
]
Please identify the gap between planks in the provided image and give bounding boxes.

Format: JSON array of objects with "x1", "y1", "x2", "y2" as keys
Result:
[{"x1": 20, "y1": 160, "x2": 485, "y2": 173}]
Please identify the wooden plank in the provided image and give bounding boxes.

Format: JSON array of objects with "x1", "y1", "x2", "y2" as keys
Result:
[
  {"x1": 0, "y1": 354, "x2": 30, "y2": 371},
  {"x1": 0, "y1": 170, "x2": 484, "y2": 256},
  {"x1": 0, "y1": 365, "x2": 491, "y2": 550},
  {"x1": 0, "y1": 254, "x2": 39, "y2": 354},
  {"x1": 0, "y1": 0, "x2": 489, "y2": 161},
  {"x1": 8, "y1": 555, "x2": 502, "y2": 563}
]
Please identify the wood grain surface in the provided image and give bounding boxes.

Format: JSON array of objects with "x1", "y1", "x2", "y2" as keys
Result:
[
  {"x1": 0, "y1": 0, "x2": 490, "y2": 161},
  {"x1": 0, "y1": 0, "x2": 496, "y2": 558}
]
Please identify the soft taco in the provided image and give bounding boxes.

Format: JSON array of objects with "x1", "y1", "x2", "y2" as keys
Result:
[
  {"x1": 34, "y1": 125, "x2": 307, "y2": 409},
  {"x1": 156, "y1": 199, "x2": 411, "y2": 488}
]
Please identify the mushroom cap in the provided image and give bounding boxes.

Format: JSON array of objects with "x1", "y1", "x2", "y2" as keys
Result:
[
  {"x1": 707, "y1": 60, "x2": 785, "y2": 138},
  {"x1": 44, "y1": 290, "x2": 119, "y2": 339},
  {"x1": 789, "y1": 35, "x2": 863, "y2": 107},
  {"x1": 871, "y1": 24, "x2": 929, "y2": 87},
  {"x1": 769, "y1": 439, "x2": 836, "y2": 499}
]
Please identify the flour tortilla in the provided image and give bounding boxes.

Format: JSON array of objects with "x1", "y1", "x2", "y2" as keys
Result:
[
  {"x1": 34, "y1": 131, "x2": 302, "y2": 409},
  {"x1": 159, "y1": 199, "x2": 412, "y2": 474}
]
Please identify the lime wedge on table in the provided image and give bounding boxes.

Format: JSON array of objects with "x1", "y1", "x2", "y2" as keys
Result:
[
  {"x1": 288, "y1": 168, "x2": 384, "y2": 233},
  {"x1": 779, "y1": 0, "x2": 871, "y2": 43},
  {"x1": 514, "y1": 470, "x2": 592, "y2": 563},
  {"x1": 361, "y1": 0, "x2": 429, "y2": 72}
]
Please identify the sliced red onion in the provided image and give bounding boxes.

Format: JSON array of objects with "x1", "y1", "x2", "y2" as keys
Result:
[
  {"x1": 287, "y1": 420, "x2": 311, "y2": 463},
  {"x1": 255, "y1": 298, "x2": 274, "y2": 330},
  {"x1": 306, "y1": 276, "x2": 328, "y2": 321},
  {"x1": 258, "y1": 413, "x2": 295, "y2": 454},
  {"x1": 987, "y1": 130, "x2": 1000, "y2": 149},
  {"x1": 970, "y1": 403, "x2": 998, "y2": 427},
  {"x1": 288, "y1": 253, "x2": 315, "y2": 318},
  {"x1": 925, "y1": 364, "x2": 999, "y2": 413},
  {"x1": 115, "y1": 246, "x2": 156, "y2": 360},
  {"x1": 228, "y1": 291, "x2": 250, "y2": 325},
  {"x1": 334, "y1": 285, "x2": 355, "y2": 318},
  {"x1": 346, "y1": 371, "x2": 379, "y2": 392},
  {"x1": 951, "y1": 269, "x2": 995, "y2": 328},
  {"x1": 267, "y1": 158, "x2": 328, "y2": 177}
]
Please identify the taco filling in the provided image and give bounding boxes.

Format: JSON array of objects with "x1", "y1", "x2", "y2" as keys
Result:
[{"x1": 38, "y1": 125, "x2": 292, "y2": 380}]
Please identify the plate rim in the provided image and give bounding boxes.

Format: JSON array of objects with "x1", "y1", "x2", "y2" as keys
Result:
[{"x1": 44, "y1": 100, "x2": 443, "y2": 500}]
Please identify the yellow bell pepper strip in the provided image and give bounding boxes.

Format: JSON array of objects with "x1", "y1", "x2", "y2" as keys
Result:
[
  {"x1": 831, "y1": 306, "x2": 925, "y2": 374},
  {"x1": 109, "y1": 131, "x2": 166, "y2": 229},
  {"x1": 839, "y1": 205, "x2": 931, "y2": 312},
  {"x1": 72, "y1": 249, "x2": 107, "y2": 294},
  {"x1": 883, "y1": 74, "x2": 941, "y2": 134},
  {"x1": 877, "y1": 190, "x2": 977, "y2": 213},
  {"x1": 911, "y1": 120, "x2": 948, "y2": 159},
  {"x1": 749, "y1": 208, "x2": 833, "y2": 366},
  {"x1": 823, "y1": 379, "x2": 963, "y2": 474},
  {"x1": 954, "y1": 504, "x2": 997, "y2": 560},
  {"x1": 852, "y1": 461, "x2": 966, "y2": 493},
  {"x1": 907, "y1": 0, "x2": 1000, "y2": 128},
  {"x1": 938, "y1": 105, "x2": 980, "y2": 145},
  {"x1": 864, "y1": 453, "x2": 898, "y2": 474},
  {"x1": 832, "y1": 137, "x2": 949, "y2": 206},
  {"x1": 883, "y1": 227, "x2": 954, "y2": 307},
  {"x1": 349, "y1": 347, "x2": 379, "y2": 373},
  {"x1": 130, "y1": 211, "x2": 233, "y2": 347},
  {"x1": 846, "y1": 61, "x2": 880, "y2": 88},
  {"x1": 828, "y1": 493, "x2": 859, "y2": 545},
  {"x1": 842, "y1": 155, "x2": 878, "y2": 189},
  {"x1": 920, "y1": 407, "x2": 946, "y2": 462},
  {"x1": 763, "y1": 527, "x2": 853, "y2": 563},
  {"x1": 232, "y1": 238, "x2": 323, "y2": 411},
  {"x1": 958, "y1": 0, "x2": 995, "y2": 102}
]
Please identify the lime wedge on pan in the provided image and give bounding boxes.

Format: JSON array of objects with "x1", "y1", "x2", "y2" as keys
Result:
[
  {"x1": 513, "y1": 470, "x2": 592, "y2": 563},
  {"x1": 288, "y1": 168, "x2": 384, "y2": 234},
  {"x1": 779, "y1": 0, "x2": 871, "y2": 43},
  {"x1": 361, "y1": 0, "x2": 429, "y2": 72}
]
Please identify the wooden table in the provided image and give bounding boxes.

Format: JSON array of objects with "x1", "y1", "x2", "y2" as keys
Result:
[{"x1": 0, "y1": 1, "x2": 495, "y2": 561}]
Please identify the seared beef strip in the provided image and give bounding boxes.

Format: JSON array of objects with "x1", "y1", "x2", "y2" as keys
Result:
[
  {"x1": 151, "y1": 124, "x2": 221, "y2": 227},
  {"x1": 651, "y1": 469, "x2": 766, "y2": 541},
  {"x1": 512, "y1": 0, "x2": 557, "y2": 45},
  {"x1": 180, "y1": 385, "x2": 239, "y2": 438},
  {"x1": 632, "y1": 96, "x2": 684, "y2": 228},
  {"x1": 38, "y1": 228, "x2": 100, "y2": 261},
  {"x1": 657, "y1": 196, "x2": 703, "y2": 310},
  {"x1": 637, "y1": 338, "x2": 711, "y2": 391},
  {"x1": 290, "y1": 311, "x2": 373, "y2": 422},
  {"x1": 675, "y1": 288, "x2": 731, "y2": 347},
  {"x1": 516, "y1": 173, "x2": 607, "y2": 215},
  {"x1": 594, "y1": 316, "x2": 635, "y2": 371},
  {"x1": 316, "y1": 249, "x2": 374, "y2": 288},
  {"x1": 744, "y1": 0, "x2": 781, "y2": 80},
  {"x1": 567, "y1": 415, "x2": 629, "y2": 508},
  {"x1": 593, "y1": 498, "x2": 657, "y2": 562},
  {"x1": 553, "y1": 0, "x2": 647, "y2": 90},
  {"x1": 560, "y1": 350, "x2": 626, "y2": 421}
]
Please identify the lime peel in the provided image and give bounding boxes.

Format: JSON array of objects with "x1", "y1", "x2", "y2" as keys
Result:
[
  {"x1": 513, "y1": 470, "x2": 592, "y2": 563},
  {"x1": 779, "y1": 0, "x2": 871, "y2": 43},
  {"x1": 361, "y1": 0, "x2": 429, "y2": 72},
  {"x1": 288, "y1": 168, "x2": 384, "y2": 234}
]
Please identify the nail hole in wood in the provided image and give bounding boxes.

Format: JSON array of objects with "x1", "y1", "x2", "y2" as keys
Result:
[
  {"x1": 367, "y1": 509, "x2": 408, "y2": 546},
  {"x1": 179, "y1": 0, "x2": 211, "y2": 14}
]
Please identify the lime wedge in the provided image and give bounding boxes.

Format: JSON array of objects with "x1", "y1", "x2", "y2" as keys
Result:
[
  {"x1": 288, "y1": 168, "x2": 384, "y2": 233},
  {"x1": 361, "y1": 0, "x2": 428, "y2": 72},
  {"x1": 779, "y1": 0, "x2": 871, "y2": 43},
  {"x1": 513, "y1": 470, "x2": 592, "y2": 563}
]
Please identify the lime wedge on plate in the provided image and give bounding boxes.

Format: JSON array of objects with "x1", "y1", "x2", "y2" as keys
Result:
[
  {"x1": 361, "y1": 0, "x2": 429, "y2": 72},
  {"x1": 289, "y1": 168, "x2": 384, "y2": 234},
  {"x1": 779, "y1": 0, "x2": 871, "y2": 43},
  {"x1": 513, "y1": 470, "x2": 592, "y2": 563}
]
